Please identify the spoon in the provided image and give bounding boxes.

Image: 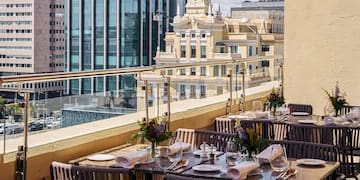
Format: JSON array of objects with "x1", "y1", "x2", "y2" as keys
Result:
[{"x1": 283, "y1": 169, "x2": 297, "y2": 180}]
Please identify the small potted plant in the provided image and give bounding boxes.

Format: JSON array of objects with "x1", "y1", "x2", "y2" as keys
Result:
[{"x1": 324, "y1": 82, "x2": 347, "y2": 117}]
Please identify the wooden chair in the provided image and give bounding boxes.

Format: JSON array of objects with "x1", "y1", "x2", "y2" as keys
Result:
[
  {"x1": 214, "y1": 117, "x2": 235, "y2": 133},
  {"x1": 272, "y1": 121, "x2": 288, "y2": 141},
  {"x1": 50, "y1": 161, "x2": 75, "y2": 180},
  {"x1": 286, "y1": 124, "x2": 357, "y2": 178},
  {"x1": 271, "y1": 140, "x2": 338, "y2": 161},
  {"x1": 340, "y1": 105, "x2": 360, "y2": 115},
  {"x1": 194, "y1": 130, "x2": 237, "y2": 152},
  {"x1": 288, "y1": 103, "x2": 313, "y2": 115},
  {"x1": 240, "y1": 119, "x2": 273, "y2": 140},
  {"x1": 71, "y1": 165, "x2": 133, "y2": 180},
  {"x1": 174, "y1": 128, "x2": 196, "y2": 149}
]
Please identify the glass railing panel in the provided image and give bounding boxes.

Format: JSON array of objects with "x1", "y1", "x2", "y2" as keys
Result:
[{"x1": 0, "y1": 57, "x2": 283, "y2": 154}]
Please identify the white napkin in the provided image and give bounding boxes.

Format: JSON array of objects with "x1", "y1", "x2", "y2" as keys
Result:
[
  {"x1": 254, "y1": 111, "x2": 270, "y2": 119},
  {"x1": 164, "y1": 142, "x2": 191, "y2": 155},
  {"x1": 115, "y1": 150, "x2": 149, "y2": 168},
  {"x1": 256, "y1": 144, "x2": 283, "y2": 163},
  {"x1": 227, "y1": 161, "x2": 260, "y2": 180}
]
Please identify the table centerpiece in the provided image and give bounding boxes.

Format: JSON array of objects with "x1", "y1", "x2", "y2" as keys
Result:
[
  {"x1": 324, "y1": 82, "x2": 347, "y2": 117},
  {"x1": 132, "y1": 116, "x2": 172, "y2": 159},
  {"x1": 264, "y1": 88, "x2": 285, "y2": 117}
]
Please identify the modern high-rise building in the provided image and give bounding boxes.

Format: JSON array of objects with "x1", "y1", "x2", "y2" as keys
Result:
[
  {"x1": 0, "y1": 0, "x2": 65, "y2": 98},
  {"x1": 65, "y1": 0, "x2": 178, "y2": 97}
]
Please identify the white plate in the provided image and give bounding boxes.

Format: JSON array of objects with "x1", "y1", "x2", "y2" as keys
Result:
[
  {"x1": 291, "y1": 112, "x2": 310, "y2": 116},
  {"x1": 192, "y1": 164, "x2": 221, "y2": 172},
  {"x1": 192, "y1": 150, "x2": 222, "y2": 156},
  {"x1": 296, "y1": 158, "x2": 326, "y2": 166},
  {"x1": 87, "y1": 154, "x2": 115, "y2": 161},
  {"x1": 298, "y1": 120, "x2": 316, "y2": 124}
]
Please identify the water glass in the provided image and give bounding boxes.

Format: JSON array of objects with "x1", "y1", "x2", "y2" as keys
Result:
[
  {"x1": 270, "y1": 145, "x2": 289, "y2": 172},
  {"x1": 168, "y1": 138, "x2": 183, "y2": 162},
  {"x1": 225, "y1": 141, "x2": 237, "y2": 166},
  {"x1": 252, "y1": 100, "x2": 263, "y2": 112}
]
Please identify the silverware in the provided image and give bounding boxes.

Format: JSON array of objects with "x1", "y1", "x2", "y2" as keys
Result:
[
  {"x1": 167, "y1": 160, "x2": 179, "y2": 170},
  {"x1": 172, "y1": 160, "x2": 187, "y2": 170},
  {"x1": 283, "y1": 169, "x2": 297, "y2": 180},
  {"x1": 276, "y1": 169, "x2": 289, "y2": 179}
]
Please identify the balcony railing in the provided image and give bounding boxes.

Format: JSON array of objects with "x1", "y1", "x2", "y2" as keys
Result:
[{"x1": 0, "y1": 57, "x2": 283, "y2": 179}]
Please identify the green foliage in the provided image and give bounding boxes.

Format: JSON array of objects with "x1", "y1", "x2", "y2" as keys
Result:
[{"x1": 132, "y1": 117, "x2": 172, "y2": 144}]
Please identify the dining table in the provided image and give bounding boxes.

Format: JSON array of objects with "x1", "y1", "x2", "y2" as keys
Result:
[{"x1": 69, "y1": 143, "x2": 340, "y2": 180}]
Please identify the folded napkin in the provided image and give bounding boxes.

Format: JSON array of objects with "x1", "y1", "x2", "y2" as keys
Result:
[
  {"x1": 256, "y1": 144, "x2": 283, "y2": 163},
  {"x1": 114, "y1": 150, "x2": 149, "y2": 168},
  {"x1": 227, "y1": 161, "x2": 260, "y2": 180},
  {"x1": 254, "y1": 111, "x2": 270, "y2": 119},
  {"x1": 165, "y1": 142, "x2": 191, "y2": 155}
]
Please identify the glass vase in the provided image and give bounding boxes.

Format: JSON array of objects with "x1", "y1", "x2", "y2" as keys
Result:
[
  {"x1": 151, "y1": 142, "x2": 156, "y2": 159},
  {"x1": 245, "y1": 149, "x2": 257, "y2": 162}
]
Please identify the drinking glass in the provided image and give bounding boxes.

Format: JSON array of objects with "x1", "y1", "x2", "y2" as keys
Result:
[
  {"x1": 168, "y1": 138, "x2": 183, "y2": 162},
  {"x1": 270, "y1": 145, "x2": 289, "y2": 172},
  {"x1": 252, "y1": 100, "x2": 263, "y2": 112},
  {"x1": 225, "y1": 141, "x2": 237, "y2": 166}
]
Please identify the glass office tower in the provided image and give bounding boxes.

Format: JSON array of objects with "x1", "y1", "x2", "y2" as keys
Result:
[{"x1": 65, "y1": 0, "x2": 176, "y2": 96}]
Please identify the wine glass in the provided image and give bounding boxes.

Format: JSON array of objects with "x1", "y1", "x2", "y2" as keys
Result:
[
  {"x1": 225, "y1": 141, "x2": 236, "y2": 166},
  {"x1": 168, "y1": 138, "x2": 183, "y2": 162},
  {"x1": 270, "y1": 145, "x2": 289, "y2": 172},
  {"x1": 252, "y1": 100, "x2": 263, "y2": 112}
]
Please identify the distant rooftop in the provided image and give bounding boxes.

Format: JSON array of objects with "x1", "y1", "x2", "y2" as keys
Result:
[{"x1": 231, "y1": 0, "x2": 284, "y2": 12}]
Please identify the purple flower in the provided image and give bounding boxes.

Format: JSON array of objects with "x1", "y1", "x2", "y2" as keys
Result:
[{"x1": 157, "y1": 124, "x2": 165, "y2": 132}]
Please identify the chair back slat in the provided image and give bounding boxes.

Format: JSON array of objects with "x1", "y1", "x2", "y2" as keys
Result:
[
  {"x1": 271, "y1": 140, "x2": 338, "y2": 162},
  {"x1": 71, "y1": 165, "x2": 131, "y2": 180},
  {"x1": 215, "y1": 118, "x2": 235, "y2": 133},
  {"x1": 174, "y1": 128, "x2": 195, "y2": 149},
  {"x1": 288, "y1": 103, "x2": 313, "y2": 115},
  {"x1": 50, "y1": 162, "x2": 74, "y2": 180},
  {"x1": 194, "y1": 129, "x2": 237, "y2": 152}
]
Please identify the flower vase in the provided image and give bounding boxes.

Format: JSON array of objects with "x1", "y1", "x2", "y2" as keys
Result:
[
  {"x1": 151, "y1": 142, "x2": 156, "y2": 159},
  {"x1": 245, "y1": 150, "x2": 257, "y2": 162}
]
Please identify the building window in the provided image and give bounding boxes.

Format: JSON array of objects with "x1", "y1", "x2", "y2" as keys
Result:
[
  {"x1": 167, "y1": 69, "x2": 173, "y2": 75},
  {"x1": 181, "y1": 33, "x2": 186, "y2": 38},
  {"x1": 220, "y1": 47, "x2": 225, "y2": 53},
  {"x1": 191, "y1": 45, "x2": 196, "y2": 58},
  {"x1": 191, "y1": 33, "x2": 196, "y2": 38},
  {"x1": 180, "y1": 84, "x2": 186, "y2": 99},
  {"x1": 217, "y1": 86, "x2": 223, "y2": 95},
  {"x1": 213, "y1": 65, "x2": 219, "y2": 76},
  {"x1": 181, "y1": 45, "x2": 186, "y2": 58},
  {"x1": 200, "y1": 66, "x2": 206, "y2": 76},
  {"x1": 230, "y1": 46, "x2": 238, "y2": 53},
  {"x1": 249, "y1": 46, "x2": 253, "y2": 56},
  {"x1": 221, "y1": 65, "x2": 227, "y2": 76},
  {"x1": 262, "y1": 45, "x2": 270, "y2": 52},
  {"x1": 180, "y1": 68, "x2": 186, "y2": 75},
  {"x1": 228, "y1": 25, "x2": 234, "y2": 33},
  {"x1": 201, "y1": 46, "x2": 206, "y2": 58},
  {"x1": 190, "y1": 85, "x2": 196, "y2": 98},
  {"x1": 201, "y1": 33, "x2": 206, "y2": 39},
  {"x1": 191, "y1": 67, "x2": 196, "y2": 76},
  {"x1": 200, "y1": 85, "x2": 206, "y2": 98}
]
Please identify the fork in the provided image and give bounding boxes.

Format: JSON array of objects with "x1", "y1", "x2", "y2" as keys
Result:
[{"x1": 167, "y1": 160, "x2": 179, "y2": 170}]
